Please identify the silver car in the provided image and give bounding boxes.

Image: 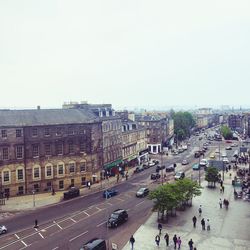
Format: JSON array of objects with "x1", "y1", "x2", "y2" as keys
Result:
[{"x1": 0, "y1": 225, "x2": 7, "y2": 235}]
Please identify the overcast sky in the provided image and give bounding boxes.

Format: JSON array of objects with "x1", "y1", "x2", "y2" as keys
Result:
[{"x1": 0, "y1": 0, "x2": 249, "y2": 110}]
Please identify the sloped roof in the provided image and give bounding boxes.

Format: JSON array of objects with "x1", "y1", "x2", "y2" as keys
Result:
[{"x1": 0, "y1": 109, "x2": 99, "y2": 127}]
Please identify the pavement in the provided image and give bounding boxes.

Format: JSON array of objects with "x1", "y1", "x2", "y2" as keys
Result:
[{"x1": 122, "y1": 167, "x2": 250, "y2": 250}]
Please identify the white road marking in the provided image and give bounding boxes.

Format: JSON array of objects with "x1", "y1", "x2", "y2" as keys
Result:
[
  {"x1": 15, "y1": 233, "x2": 20, "y2": 239},
  {"x1": 96, "y1": 221, "x2": 107, "y2": 227},
  {"x1": 51, "y1": 247, "x2": 59, "y2": 250},
  {"x1": 115, "y1": 197, "x2": 124, "y2": 201},
  {"x1": 83, "y1": 211, "x2": 90, "y2": 216},
  {"x1": 38, "y1": 232, "x2": 44, "y2": 239},
  {"x1": 53, "y1": 220, "x2": 63, "y2": 229},
  {"x1": 107, "y1": 202, "x2": 113, "y2": 206},
  {"x1": 96, "y1": 206, "x2": 102, "y2": 211},
  {"x1": 136, "y1": 201, "x2": 145, "y2": 207},
  {"x1": 21, "y1": 240, "x2": 28, "y2": 247},
  {"x1": 69, "y1": 230, "x2": 88, "y2": 242},
  {"x1": 70, "y1": 217, "x2": 77, "y2": 223}
]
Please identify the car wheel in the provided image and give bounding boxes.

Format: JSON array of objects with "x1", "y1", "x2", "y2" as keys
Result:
[{"x1": 2, "y1": 230, "x2": 6, "y2": 234}]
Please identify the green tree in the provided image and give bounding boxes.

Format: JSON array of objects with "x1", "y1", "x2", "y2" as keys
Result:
[
  {"x1": 220, "y1": 125, "x2": 233, "y2": 140},
  {"x1": 205, "y1": 166, "x2": 219, "y2": 188}
]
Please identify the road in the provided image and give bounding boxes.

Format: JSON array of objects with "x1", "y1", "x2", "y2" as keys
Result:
[{"x1": 0, "y1": 128, "x2": 240, "y2": 249}]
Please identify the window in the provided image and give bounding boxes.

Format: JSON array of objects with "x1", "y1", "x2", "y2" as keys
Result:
[
  {"x1": 46, "y1": 165, "x2": 52, "y2": 177},
  {"x1": 17, "y1": 169, "x2": 24, "y2": 181},
  {"x1": 16, "y1": 129, "x2": 22, "y2": 137},
  {"x1": 68, "y1": 141, "x2": 74, "y2": 154},
  {"x1": 81, "y1": 177, "x2": 86, "y2": 185},
  {"x1": 56, "y1": 142, "x2": 63, "y2": 155},
  {"x1": 33, "y1": 167, "x2": 40, "y2": 179},
  {"x1": 58, "y1": 164, "x2": 64, "y2": 175},
  {"x1": 34, "y1": 184, "x2": 39, "y2": 192},
  {"x1": 18, "y1": 186, "x2": 24, "y2": 195},
  {"x1": 68, "y1": 127, "x2": 74, "y2": 135},
  {"x1": 16, "y1": 145, "x2": 23, "y2": 159},
  {"x1": 47, "y1": 182, "x2": 52, "y2": 191},
  {"x1": 32, "y1": 128, "x2": 38, "y2": 137},
  {"x1": 56, "y1": 127, "x2": 62, "y2": 136},
  {"x1": 44, "y1": 127, "x2": 50, "y2": 136},
  {"x1": 69, "y1": 162, "x2": 75, "y2": 173},
  {"x1": 71, "y1": 179, "x2": 74, "y2": 186},
  {"x1": 80, "y1": 162, "x2": 86, "y2": 172},
  {"x1": 3, "y1": 170, "x2": 10, "y2": 182},
  {"x1": 59, "y1": 180, "x2": 64, "y2": 189},
  {"x1": 79, "y1": 140, "x2": 86, "y2": 152},
  {"x1": 1, "y1": 130, "x2": 7, "y2": 138},
  {"x1": 32, "y1": 145, "x2": 39, "y2": 157},
  {"x1": 44, "y1": 144, "x2": 51, "y2": 156},
  {"x1": 79, "y1": 126, "x2": 86, "y2": 134},
  {"x1": 2, "y1": 147, "x2": 9, "y2": 160}
]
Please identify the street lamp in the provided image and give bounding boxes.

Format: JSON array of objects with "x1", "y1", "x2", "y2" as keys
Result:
[{"x1": 32, "y1": 190, "x2": 36, "y2": 207}]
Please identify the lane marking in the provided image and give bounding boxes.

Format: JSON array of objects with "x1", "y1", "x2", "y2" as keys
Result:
[
  {"x1": 38, "y1": 232, "x2": 44, "y2": 239},
  {"x1": 97, "y1": 221, "x2": 106, "y2": 227},
  {"x1": 21, "y1": 240, "x2": 28, "y2": 247},
  {"x1": 53, "y1": 220, "x2": 63, "y2": 229},
  {"x1": 15, "y1": 233, "x2": 20, "y2": 239},
  {"x1": 83, "y1": 211, "x2": 89, "y2": 216},
  {"x1": 70, "y1": 217, "x2": 77, "y2": 223},
  {"x1": 136, "y1": 201, "x2": 145, "y2": 207},
  {"x1": 107, "y1": 202, "x2": 113, "y2": 206},
  {"x1": 96, "y1": 206, "x2": 102, "y2": 211},
  {"x1": 69, "y1": 230, "x2": 88, "y2": 242},
  {"x1": 51, "y1": 247, "x2": 59, "y2": 250}
]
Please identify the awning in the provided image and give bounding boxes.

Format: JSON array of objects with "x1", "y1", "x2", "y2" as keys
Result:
[
  {"x1": 104, "y1": 159, "x2": 123, "y2": 170},
  {"x1": 125, "y1": 154, "x2": 138, "y2": 162}
]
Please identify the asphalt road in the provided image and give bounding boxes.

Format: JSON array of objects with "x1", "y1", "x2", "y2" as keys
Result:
[{"x1": 0, "y1": 129, "x2": 240, "y2": 250}]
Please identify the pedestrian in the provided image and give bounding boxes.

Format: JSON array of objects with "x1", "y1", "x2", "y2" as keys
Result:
[
  {"x1": 125, "y1": 171, "x2": 128, "y2": 180},
  {"x1": 198, "y1": 205, "x2": 202, "y2": 216},
  {"x1": 222, "y1": 185, "x2": 225, "y2": 193},
  {"x1": 192, "y1": 215, "x2": 197, "y2": 228},
  {"x1": 219, "y1": 198, "x2": 222, "y2": 208},
  {"x1": 220, "y1": 179, "x2": 223, "y2": 187},
  {"x1": 177, "y1": 236, "x2": 182, "y2": 249},
  {"x1": 220, "y1": 186, "x2": 223, "y2": 193},
  {"x1": 164, "y1": 232, "x2": 169, "y2": 246},
  {"x1": 201, "y1": 218, "x2": 205, "y2": 230},
  {"x1": 87, "y1": 181, "x2": 91, "y2": 189},
  {"x1": 188, "y1": 239, "x2": 194, "y2": 250},
  {"x1": 34, "y1": 219, "x2": 38, "y2": 228},
  {"x1": 207, "y1": 219, "x2": 210, "y2": 231},
  {"x1": 158, "y1": 223, "x2": 162, "y2": 235},
  {"x1": 173, "y1": 234, "x2": 178, "y2": 249},
  {"x1": 155, "y1": 234, "x2": 160, "y2": 247},
  {"x1": 129, "y1": 235, "x2": 135, "y2": 250},
  {"x1": 194, "y1": 247, "x2": 197, "y2": 250}
]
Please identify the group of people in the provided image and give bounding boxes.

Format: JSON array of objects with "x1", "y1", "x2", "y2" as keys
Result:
[{"x1": 193, "y1": 206, "x2": 211, "y2": 231}]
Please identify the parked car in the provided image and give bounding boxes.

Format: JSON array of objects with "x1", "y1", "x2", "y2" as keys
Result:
[
  {"x1": 210, "y1": 153, "x2": 215, "y2": 159},
  {"x1": 165, "y1": 164, "x2": 175, "y2": 172},
  {"x1": 103, "y1": 189, "x2": 118, "y2": 198},
  {"x1": 192, "y1": 163, "x2": 200, "y2": 170},
  {"x1": 136, "y1": 187, "x2": 149, "y2": 198},
  {"x1": 223, "y1": 157, "x2": 229, "y2": 164},
  {"x1": 151, "y1": 173, "x2": 161, "y2": 180},
  {"x1": 226, "y1": 146, "x2": 232, "y2": 150},
  {"x1": 107, "y1": 209, "x2": 128, "y2": 228},
  {"x1": 63, "y1": 187, "x2": 80, "y2": 200},
  {"x1": 221, "y1": 152, "x2": 227, "y2": 157},
  {"x1": 231, "y1": 158, "x2": 237, "y2": 163},
  {"x1": 156, "y1": 165, "x2": 165, "y2": 172},
  {"x1": 194, "y1": 151, "x2": 201, "y2": 158},
  {"x1": 174, "y1": 171, "x2": 185, "y2": 180},
  {"x1": 199, "y1": 159, "x2": 208, "y2": 167},
  {"x1": 0, "y1": 225, "x2": 7, "y2": 235},
  {"x1": 231, "y1": 143, "x2": 238, "y2": 147},
  {"x1": 148, "y1": 161, "x2": 155, "y2": 167},
  {"x1": 181, "y1": 159, "x2": 189, "y2": 165},
  {"x1": 80, "y1": 238, "x2": 107, "y2": 250},
  {"x1": 134, "y1": 166, "x2": 144, "y2": 173}
]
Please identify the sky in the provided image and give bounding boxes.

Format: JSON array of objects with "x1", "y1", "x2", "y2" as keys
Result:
[{"x1": 0, "y1": 0, "x2": 250, "y2": 110}]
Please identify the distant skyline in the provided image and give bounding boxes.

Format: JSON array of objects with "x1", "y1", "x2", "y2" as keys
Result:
[{"x1": 0, "y1": 0, "x2": 250, "y2": 109}]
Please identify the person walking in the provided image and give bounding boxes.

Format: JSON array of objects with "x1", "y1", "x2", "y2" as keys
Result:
[
  {"x1": 155, "y1": 234, "x2": 160, "y2": 247},
  {"x1": 177, "y1": 236, "x2": 182, "y2": 249},
  {"x1": 164, "y1": 232, "x2": 169, "y2": 246},
  {"x1": 222, "y1": 185, "x2": 225, "y2": 193},
  {"x1": 158, "y1": 223, "x2": 162, "y2": 235},
  {"x1": 188, "y1": 239, "x2": 194, "y2": 250},
  {"x1": 207, "y1": 219, "x2": 211, "y2": 231},
  {"x1": 129, "y1": 235, "x2": 135, "y2": 250},
  {"x1": 34, "y1": 219, "x2": 38, "y2": 228},
  {"x1": 198, "y1": 205, "x2": 202, "y2": 216},
  {"x1": 192, "y1": 216, "x2": 197, "y2": 228},
  {"x1": 219, "y1": 198, "x2": 223, "y2": 208},
  {"x1": 87, "y1": 181, "x2": 91, "y2": 189},
  {"x1": 173, "y1": 234, "x2": 178, "y2": 249},
  {"x1": 201, "y1": 218, "x2": 206, "y2": 230},
  {"x1": 220, "y1": 186, "x2": 223, "y2": 193}
]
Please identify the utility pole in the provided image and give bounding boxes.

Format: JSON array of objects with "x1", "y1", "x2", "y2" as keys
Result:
[{"x1": 161, "y1": 151, "x2": 164, "y2": 185}]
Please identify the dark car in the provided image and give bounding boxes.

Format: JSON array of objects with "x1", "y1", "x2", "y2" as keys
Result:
[
  {"x1": 63, "y1": 187, "x2": 80, "y2": 200},
  {"x1": 194, "y1": 151, "x2": 200, "y2": 158},
  {"x1": 174, "y1": 171, "x2": 185, "y2": 180},
  {"x1": 156, "y1": 165, "x2": 165, "y2": 172},
  {"x1": 107, "y1": 209, "x2": 128, "y2": 228},
  {"x1": 165, "y1": 164, "x2": 175, "y2": 172},
  {"x1": 103, "y1": 189, "x2": 118, "y2": 198},
  {"x1": 136, "y1": 187, "x2": 149, "y2": 197},
  {"x1": 80, "y1": 238, "x2": 106, "y2": 250},
  {"x1": 134, "y1": 166, "x2": 144, "y2": 173},
  {"x1": 151, "y1": 173, "x2": 161, "y2": 180}
]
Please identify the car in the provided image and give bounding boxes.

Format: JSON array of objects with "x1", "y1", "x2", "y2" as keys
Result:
[
  {"x1": 231, "y1": 143, "x2": 238, "y2": 147},
  {"x1": 0, "y1": 225, "x2": 7, "y2": 235},
  {"x1": 181, "y1": 159, "x2": 189, "y2": 165},
  {"x1": 103, "y1": 189, "x2": 118, "y2": 198},
  {"x1": 172, "y1": 150, "x2": 179, "y2": 155},
  {"x1": 203, "y1": 146, "x2": 208, "y2": 151},
  {"x1": 223, "y1": 157, "x2": 229, "y2": 164},
  {"x1": 192, "y1": 163, "x2": 200, "y2": 170},
  {"x1": 174, "y1": 171, "x2": 185, "y2": 180},
  {"x1": 142, "y1": 163, "x2": 150, "y2": 169},
  {"x1": 182, "y1": 145, "x2": 188, "y2": 150},
  {"x1": 148, "y1": 161, "x2": 155, "y2": 167},
  {"x1": 80, "y1": 238, "x2": 107, "y2": 250},
  {"x1": 231, "y1": 158, "x2": 237, "y2": 163},
  {"x1": 165, "y1": 164, "x2": 175, "y2": 172},
  {"x1": 221, "y1": 152, "x2": 227, "y2": 157},
  {"x1": 178, "y1": 148, "x2": 184, "y2": 153},
  {"x1": 156, "y1": 165, "x2": 165, "y2": 172},
  {"x1": 203, "y1": 142, "x2": 208, "y2": 146},
  {"x1": 210, "y1": 153, "x2": 215, "y2": 159},
  {"x1": 136, "y1": 187, "x2": 149, "y2": 197},
  {"x1": 63, "y1": 187, "x2": 80, "y2": 200},
  {"x1": 151, "y1": 173, "x2": 161, "y2": 180},
  {"x1": 215, "y1": 149, "x2": 220, "y2": 154},
  {"x1": 200, "y1": 159, "x2": 208, "y2": 167},
  {"x1": 226, "y1": 140, "x2": 232, "y2": 143},
  {"x1": 194, "y1": 151, "x2": 201, "y2": 158},
  {"x1": 134, "y1": 166, "x2": 144, "y2": 173},
  {"x1": 107, "y1": 209, "x2": 128, "y2": 228},
  {"x1": 226, "y1": 146, "x2": 232, "y2": 150}
]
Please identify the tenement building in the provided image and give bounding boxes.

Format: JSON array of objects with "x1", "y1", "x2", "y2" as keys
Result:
[{"x1": 0, "y1": 104, "x2": 121, "y2": 197}]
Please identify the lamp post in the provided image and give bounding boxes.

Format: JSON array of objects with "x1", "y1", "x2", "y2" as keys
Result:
[
  {"x1": 32, "y1": 190, "x2": 36, "y2": 207},
  {"x1": 198, "y1": 140, "x2": 201, "y2": 185}
]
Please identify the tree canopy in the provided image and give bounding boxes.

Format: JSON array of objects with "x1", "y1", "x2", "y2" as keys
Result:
[
  {"x1": 205, "y1": 166, "x2": 219, "y2": 187},
  {"x1": 220, "y1": 125, "x2": 233, "y2": 140},
  {"x1": 173, "y1": 111, "x2": 195, "y2": 141}
]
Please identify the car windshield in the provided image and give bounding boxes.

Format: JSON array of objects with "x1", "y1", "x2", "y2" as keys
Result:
[
  {"x1": 111, "y1": 213, "x2": 119, "y2": 219},
  {"x1": 138, "y1": 188, "x2": 144, "y2": 192}
]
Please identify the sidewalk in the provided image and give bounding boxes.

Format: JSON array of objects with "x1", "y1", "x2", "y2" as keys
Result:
[
  {"x1": 0, "y1": 167, "x2": 135, "y2": 215},
  {"x1": 122, "y1": 168, "x2": 250, "y2": 250}
]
